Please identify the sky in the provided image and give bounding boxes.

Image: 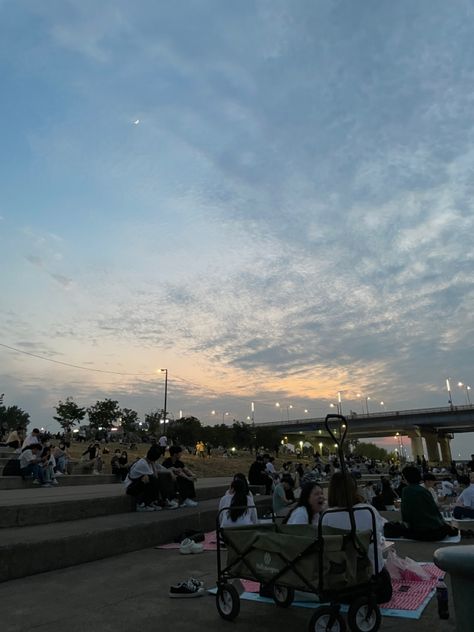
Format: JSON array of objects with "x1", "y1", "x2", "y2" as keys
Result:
[{"x1": 1, "y1": 1, "x2": 473, "y2": 457}]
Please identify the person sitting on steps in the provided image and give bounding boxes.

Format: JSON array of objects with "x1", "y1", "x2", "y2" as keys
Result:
[
  {"x1": 124, "y1": 445, "x2": 179, "y2": 512},
  {"x1": 162, "y1": 445, "x2": 199, "y2": 508}
]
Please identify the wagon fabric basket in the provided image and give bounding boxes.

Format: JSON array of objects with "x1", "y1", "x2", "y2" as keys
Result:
[{"x1": 222, "y1": 523, "x2": 372, "y2": 593}]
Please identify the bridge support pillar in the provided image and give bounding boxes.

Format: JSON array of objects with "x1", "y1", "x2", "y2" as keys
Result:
[
  {"x1": 407, "y1": 428, "x2": 424, "y2": 460},
  {"x1": 438, "y1": 433, "x2": 452, "y2": 465},
  {"x1": 422, "y1": 430, "x2": 440, "y2": 463}
]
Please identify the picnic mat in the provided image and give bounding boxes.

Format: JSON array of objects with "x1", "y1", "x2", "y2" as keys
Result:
[
  {"x1": 209, "y1": 564, "x2": 444, "y2": 620},
  {"x1": 155, "y1": 531, "x2": 218, "y2": 550},
  {"x1": 388, "y1": 533, "x2": 461, "y2": 543}
]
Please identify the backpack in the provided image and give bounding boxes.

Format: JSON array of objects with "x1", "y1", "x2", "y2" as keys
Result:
[{"x1": 3, "y1": 458, "x2": 21, "y2": 476}]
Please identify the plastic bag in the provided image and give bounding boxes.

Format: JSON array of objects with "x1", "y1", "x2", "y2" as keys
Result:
[{"x1": 385, "y1": 550, "x2": 430, "y2": 582}]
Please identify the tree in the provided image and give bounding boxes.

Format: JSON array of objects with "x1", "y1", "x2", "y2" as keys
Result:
[
  {"x1": 168, "y1": 416, "x2": 202, "y2": 446},
  {"x1": 87, "y1": 399, "x2": 121, "y2": 430},
  {"x1": 145, "y1": 409, "x2": 162, "y2": 436},
  {"x1": 353, "y1": 441, "x2": 389, "y2": 461},
  {"x1": 120, "y1": 408, "x2": 140, "y2": 434},
  {"x1": 255, "y1": 426, "x2": 281, "y2": 451},
  {"x1": 231, "y1": 421, "x2": 253, "y2": 449},
  {"x1": 0, "y1": 401, "x2": 30, "y2": 432},
  {"x1": 53, "y1": 397, "x2": 86, "y2": 433}
]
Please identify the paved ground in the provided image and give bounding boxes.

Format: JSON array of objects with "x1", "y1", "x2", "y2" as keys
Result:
[{"x1": 1, "y1": 538, "x2": 457, "y2": 632}]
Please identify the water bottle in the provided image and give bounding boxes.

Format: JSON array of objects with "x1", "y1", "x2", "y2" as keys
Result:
[{"x1": 436, "y1": 578, "x2": 449, "y2": 619}]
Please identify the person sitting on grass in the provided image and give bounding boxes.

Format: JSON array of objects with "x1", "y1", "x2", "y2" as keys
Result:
[
  {"x1": 396, "y1": 465, "x2": 458, "y2": 541},
  {"x1": 162, "y1": 445, "x2": 198, "y2": 508},
  {"x1": 285, "y1": 481, "x2": 325, "y2": 525},
  {"x1": 111, "y1": 449, "x2": 122, "y2": 480},
  {"x1": 124, "y1": 445, "x2": 178, "y2": 512},
  {"x1": 453, "y1": 472, "x2": 474, "y2": 519},
  {"x1": 219, "y1": 478, "x2": 258, "y2": 528},
  {"x1": 272, "y1": 474, "x2": 295, "y2": 517}
]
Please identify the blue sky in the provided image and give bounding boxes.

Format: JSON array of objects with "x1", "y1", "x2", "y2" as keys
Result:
[{"x1": 1, "y1": 1, "x2": 473, "y2": 456}]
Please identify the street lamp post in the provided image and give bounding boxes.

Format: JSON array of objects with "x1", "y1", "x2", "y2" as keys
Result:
[
  {"x1": 337, "y1": 391, "x2": 343, "y2": 415},
  {"x1": 160, "y1": 368, "x2": 168, "y2": 423},
  {"x1": 458, "y1": 382, "x2": 472, "y2": 405},
  {"x1": 446, "y1": 378, "x2": 453, "y2": 408}
]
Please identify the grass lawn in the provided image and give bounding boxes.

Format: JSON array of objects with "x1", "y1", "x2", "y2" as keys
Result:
[{"x1": 66, "y1": 442, "x2": 308, "y2": 478}]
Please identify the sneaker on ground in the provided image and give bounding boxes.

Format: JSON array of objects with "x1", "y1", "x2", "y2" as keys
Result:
[
  {"x1": 32, "y1": 479, "x2": 41, "y2": 485},
  {"x1": 169, "y1": 580, "x2": 205, "y2": 598},
  {"x1": 188, "y1": 577, "x2": 205, "y2": 589},
  {"x1": 164, "y1": 499, "x2": 179, "y2": 510},
  {"x1": 136, "y1": 503, "x2": 155, "y2": 512},
  {"x1": 54, "y1": 472, "x2": 64, "y2": 477},
  {"x1": 180, "y1": 498, "x2": 198, "y2": 508},
  {"x1": 180, "y1": 538, "x2": 204, "y2": 555},
  {"x1": 40, "y1": 483, "x2": 52, "y2": 488},
  {"x1": 51, "y1": 479, "x2": 59, "y2": 486},
  {"x1": 151, "y1": 502, "x2": 163, "y2": 510}
]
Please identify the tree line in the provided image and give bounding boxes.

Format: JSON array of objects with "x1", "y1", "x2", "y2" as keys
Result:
[{"x1": 0, "y1": 393, "x2": 390, "y2": 458}]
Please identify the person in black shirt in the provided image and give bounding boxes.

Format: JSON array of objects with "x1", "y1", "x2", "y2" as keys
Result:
[
  {"x1": 248, "y1": 455, "x2": 272, "y2": 494},
  {"x1": 162, "y1": 446, "x2": 198, "y2": 508}
]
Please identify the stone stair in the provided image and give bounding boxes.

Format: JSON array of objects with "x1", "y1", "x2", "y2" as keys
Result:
[{"x1": 0, "y1": 477, "x2": 271, "y2": 582}]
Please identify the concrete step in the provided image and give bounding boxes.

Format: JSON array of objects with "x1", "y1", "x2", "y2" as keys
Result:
[
  {"x1": 0, "y1": 495, "x2": 272, "y2": 582},
  {"x1": 0, "y1": 481, "x2": 232, "y2": 528},
  {"x1": 0, "y1": 474, "x2": 119, "y2": 489}
]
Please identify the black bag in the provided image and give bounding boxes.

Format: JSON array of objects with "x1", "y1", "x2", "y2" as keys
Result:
[
  {"x1": 3, "y1": 459, "x2": 21, "y2": 476},
  {"x1": 383, "y1": 521, "x2": 407, "y2": 538}
]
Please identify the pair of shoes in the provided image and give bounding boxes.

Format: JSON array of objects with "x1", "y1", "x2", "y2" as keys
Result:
[
  {"x1": 179, "y1": 498, "x2": 198, "y2": 508},
  {"x1": 179, "y1": 538, "x2": 204, "y2": 555},
  {"x1": 136, "y1": 503, "x2": 156, "y2": 512},
  {"x1": 164, "y1": 499, "x2": 179, "y2": 510},
  {"x1": 169, "y1": 579, "x2": 205, "y2": 598},
  {"x1": 151, "y1": 502, "x2": 163, "y2": 511}
]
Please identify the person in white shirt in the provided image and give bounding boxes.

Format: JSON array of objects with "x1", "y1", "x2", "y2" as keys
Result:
[
  {"x1": 219, "y1": 478, "x2": 258, "y2": 528},
  {"x1": 19, "y1": 444, "x2": 46, "y2": 484},
  {"x1": 124, "y1": 446, "x2": 178, "y2": 512},
  {"x1": 22, "y1": 428, "x2": 41, "y2": 450},
  {"x1": 158, "y1": 435, "x2": 168, "y2": 457},
  {"x1": 453, "y1": 472, "x2": 474, "y2": 519},
  {"x1": 321, "y1": 472, "x2": 392, "y2": 604},
  {"x1": 285, "y1": 481, "x2": 325, "y2": 525}
]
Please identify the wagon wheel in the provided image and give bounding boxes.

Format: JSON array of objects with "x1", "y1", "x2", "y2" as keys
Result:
[
  {"x1": 272, "y1": 584, "x2": 295, "y2": 607},
  {"x1": 308, "y1": 606, "x2": 346, "y2": 632},
  {"x1": 216, "y1": 583, "x2": 240, "y2": 621},
  {"x1": 347, "y1": 597, "x2": 381, "y2": 632}
]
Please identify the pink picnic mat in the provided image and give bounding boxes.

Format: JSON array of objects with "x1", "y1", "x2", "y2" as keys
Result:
[
  {"x1": 155, "y1": 531, "x2": 218, "y2": 550},
  {"x1": 241, "y1": 563, "x2": 444, "y2": 612}
]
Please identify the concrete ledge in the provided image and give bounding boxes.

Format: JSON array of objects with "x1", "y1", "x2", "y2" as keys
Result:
[
  {"x1": 0, "y1": 496, "x2": 271, "y2": 583},
  {"x1": 0, "y1": 483, "x2": 231, "y2": 527},
  {"x1": 0, "y1": 474, "x2": 119, "y2": 490}
]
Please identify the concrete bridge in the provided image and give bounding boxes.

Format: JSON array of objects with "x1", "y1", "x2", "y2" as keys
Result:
[{"x1": 256, "y1": 404, "x2": 474, "y2": 463}]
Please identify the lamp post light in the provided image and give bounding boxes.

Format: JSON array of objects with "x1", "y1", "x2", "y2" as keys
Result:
[
  {"x1": 356, "y1": 393, "x2": 365, "y2": 415},
  {"x1": 446, "y1": 378, "x2": 453, "y2": 408},
  {"x1": 380, "y1": 401, "x2": 385, "y2": 412},
  {"x1": 275, "y1": 402, "x2": 283, "y2": 420},
  {"x1": 337, "y1": 391, "x2": 343, "y2": 415},
  {"x1": 458, "y1": 382, "x2": 472, "y2": 406},
  {"x1": 287, "y1": 404, "x2": 293, "y2": 421},
  {"x1": 159, "y1": 368, "x2": 168, "y2": 424},
  {"x1": 211, "y1": 410, "x2": 230, "y2": 424}
]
